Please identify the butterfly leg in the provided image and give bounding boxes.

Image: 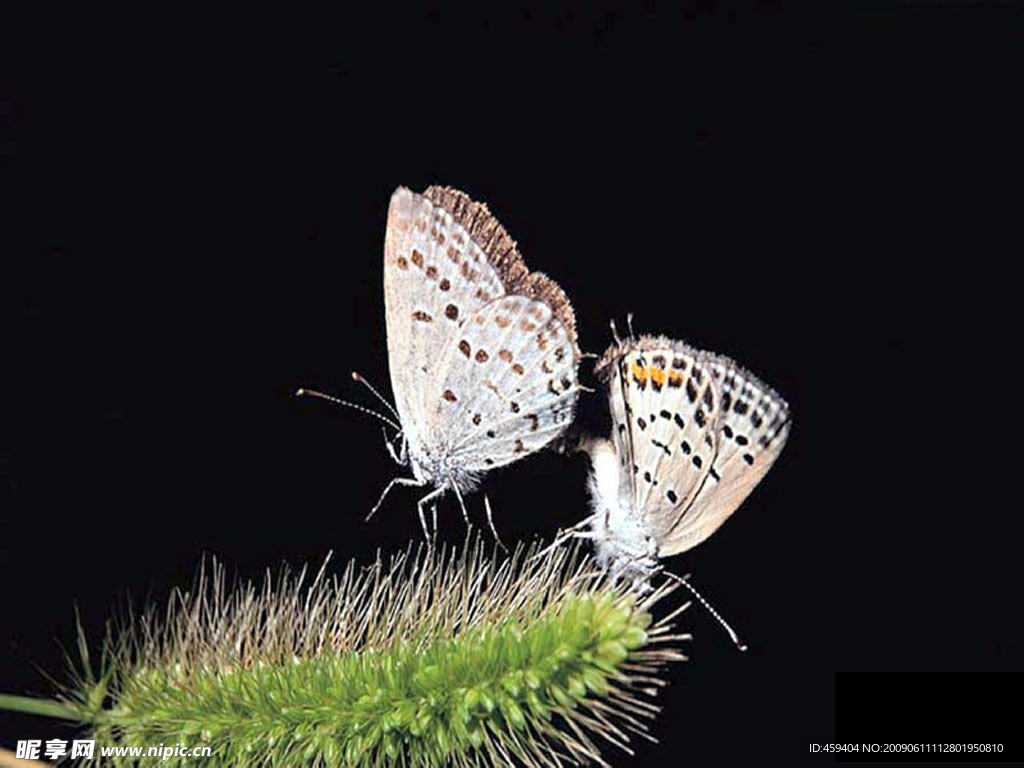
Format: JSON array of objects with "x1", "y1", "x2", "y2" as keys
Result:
[
  {"x1": 450, "y1": 481, "x2": 471, "y2": 529},
  {"x1": 483, "y1": 494, "x2": 507, "y2": 551},
  {"x1": 366, "y1": 476, "x2": 425, "y2": 521},
  {"x1": 381, "y1": 427, "x2": 405, "y2": 465},
  {"x1": 414, "y1": 485, "x2": 446, "y2": 540},
  {"x1": 527, "y1": 516, "x2": 598, "y2": 563}
]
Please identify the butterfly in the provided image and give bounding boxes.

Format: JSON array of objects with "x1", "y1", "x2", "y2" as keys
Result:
[
  {"x1": 578, "y1": 328, "x2": 791, "y2": 585},
  {"x1": 302, "y1": 186, "x2": 580, "y2": 537}
]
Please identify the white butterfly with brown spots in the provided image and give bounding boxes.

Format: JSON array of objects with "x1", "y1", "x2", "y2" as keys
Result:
[
  {"x1": 576, "y1": 326, "x2": 791, "y2": 585},
  {"x1": 300, "y1": 186, "x2": 580, "y2": 537}
]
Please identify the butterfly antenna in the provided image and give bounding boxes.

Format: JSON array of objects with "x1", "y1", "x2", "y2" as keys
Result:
[
  {"x1": 295, "y1": 388, "x2": 401, "y2": 432},
  {"x1": 626, "y1": 312, "x2": 636, "y2": 341},
  {"x1": 610, "y1": 318, "x2": 623, "y2": 345},
  {"x1": 351, "y1": 371, "x2": 401, "y2": 421},
  {"x1": 661, "y1": 570, "x2": 748, "y2": 652}
]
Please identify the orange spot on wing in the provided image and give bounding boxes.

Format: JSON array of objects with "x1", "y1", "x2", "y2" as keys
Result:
[
  {"x1": 667, "y1": 370, "x2": 685, "y2": 387},
  {"x1": 631, "y1": 362, "x2": 648, "y2": 383},
  {"x1": 649, "y1": 367, "x2": 666, "y2": 387}
]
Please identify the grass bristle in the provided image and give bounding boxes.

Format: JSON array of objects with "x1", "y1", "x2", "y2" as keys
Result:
[{"x1": 49, "y1": 537, "x2": 689, "y2": 766}]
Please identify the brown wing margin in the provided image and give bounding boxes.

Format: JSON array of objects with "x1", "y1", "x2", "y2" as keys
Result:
[{"x1": 423, "y1": 185, "x2": 579, "y2": 355}]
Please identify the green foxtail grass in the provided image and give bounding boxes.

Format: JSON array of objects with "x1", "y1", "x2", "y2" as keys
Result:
[{"x1": 0, "y1": 537, "x2": 690, "y2": 767}]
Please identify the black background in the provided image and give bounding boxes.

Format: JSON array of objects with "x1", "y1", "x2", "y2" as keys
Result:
[{"x1": 3, "y1": 4, "x2": 1022, "y2": 765}]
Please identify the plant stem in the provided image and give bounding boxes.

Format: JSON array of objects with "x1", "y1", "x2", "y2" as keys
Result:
[{"x1": 0, "y1": 694, "x2": 83, "y2": 721}]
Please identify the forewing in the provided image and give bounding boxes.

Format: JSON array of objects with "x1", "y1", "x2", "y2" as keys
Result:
[
  {"x1": 597, "y1": 337, "x2": 720, "y2": 545},
  {"x1": 383, "y1": 189, "x2": 506, "y2": 439},
  {"x1": 659, "y1": 352, "x2": 790, "y2": 555},
  {"x1": 384, "y1": 186, "x2": 579, "y2": 470},
  {"x1": 603, "y1": 349, "x2": 634, "y2": 512}
]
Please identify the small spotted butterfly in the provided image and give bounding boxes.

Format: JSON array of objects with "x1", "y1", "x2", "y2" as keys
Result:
[
  {"x1": 580, "y1": 330, "x2": 791, "y2": 583},
  {"x1": 358, "y1": 186, "x2": 579, "y2": 534}
]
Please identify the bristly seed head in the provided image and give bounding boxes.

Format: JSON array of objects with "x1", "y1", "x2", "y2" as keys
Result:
[{"x1": 56, "y1": 537, "x2": 689, "y2": 767}]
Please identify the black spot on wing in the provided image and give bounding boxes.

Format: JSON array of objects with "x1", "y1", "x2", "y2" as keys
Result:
[
  {"x1": 702, "y1": 385, "x2": 714, "y2": 410},
  {"x1": 686, "y1": 379, "x2": 697, "y2": 403}
]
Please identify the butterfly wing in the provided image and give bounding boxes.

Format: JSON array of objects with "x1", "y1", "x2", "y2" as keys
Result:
[
  {"x1": 596, "y1": 336, "x2": 721, "y2": 546},
  {"x1": 384, "y1": 186, "x2": 579, "y2": 474},
  {"x1": 444, "y1": 290, "x2": 578, "y2": 471},
  {"x1": 659, "y1": 351, "x2": 791, "y2": 556},
  {"x1": 602, "y1": 343, "x2": 635, "y2": 513},
  {"x1": 384, "y1": 187, "x2": 514, "y2": 448}
]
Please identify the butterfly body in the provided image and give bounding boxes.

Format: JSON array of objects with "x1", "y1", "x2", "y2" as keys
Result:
[
  {"x1": 378, "y1": 186, "x2": 580, "y2": 525},
  {"x1": 584, "y1": 435, "x2": 659, "y2": 580},
  {"x1": 583, "y1": 334, "x2": 790, "y2": 582}
]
